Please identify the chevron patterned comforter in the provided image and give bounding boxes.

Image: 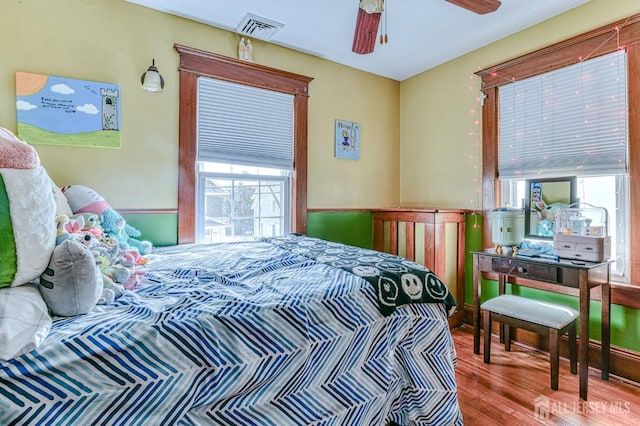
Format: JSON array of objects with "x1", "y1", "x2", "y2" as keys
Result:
[{"x1": 0, "y1": 237, "x2": 462, "y2": 425}]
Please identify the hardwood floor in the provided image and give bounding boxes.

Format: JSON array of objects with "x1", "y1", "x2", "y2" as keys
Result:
[{"x1": 452, "y1": 326, "x2": 640, "y2": 425}]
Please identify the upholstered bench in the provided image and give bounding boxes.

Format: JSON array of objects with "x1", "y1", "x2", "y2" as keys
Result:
[{"x1": 481, "y1": 294, "x2": 579, "y2": 390}]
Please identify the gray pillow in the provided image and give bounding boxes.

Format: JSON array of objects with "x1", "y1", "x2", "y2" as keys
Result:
[{"x1": 39, "y1": 239, "x2": 102, "y2": 316}]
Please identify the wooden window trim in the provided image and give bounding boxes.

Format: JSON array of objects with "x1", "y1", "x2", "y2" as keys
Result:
[
  {"x1": 174, "y1": 44, "x2": 313, "y2": 244},
  {"x1": 476, "y1": 14, "x2": 640, "y2": 306}
]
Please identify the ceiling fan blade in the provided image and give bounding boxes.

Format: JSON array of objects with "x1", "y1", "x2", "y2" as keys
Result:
[
  {"x1": 445, "y1": 0, "x2": 501, "y2": 15},
  {"x1": 352, "y1": 3, "x2": 383, "y2": 54}
]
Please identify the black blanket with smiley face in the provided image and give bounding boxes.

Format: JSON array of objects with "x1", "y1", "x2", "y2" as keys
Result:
[{"x1": 263, "y1": 234, "x2": 457, "y2": 316}]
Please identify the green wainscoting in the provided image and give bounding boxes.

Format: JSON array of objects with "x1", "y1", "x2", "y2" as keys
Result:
[
  {"x1": 120, "y1": 210, "x2": 375, "y2": 249},
  {"x1": 306, "y1": 211, "x2": 373, "y2": 249},
  {"x1": 121, "y1": 213, "x2": 178, "y2": 247},
  {"x1": 465, "y1": 212, "x2": 484, "y2": 306}
]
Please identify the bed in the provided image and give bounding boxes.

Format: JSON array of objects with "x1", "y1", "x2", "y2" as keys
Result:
[{"x1": 0, "y1": 234, "x2": 462, "y2": 425}]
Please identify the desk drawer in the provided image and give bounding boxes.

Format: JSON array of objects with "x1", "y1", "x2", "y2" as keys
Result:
[{"x1": 491, "y1": 257, "x2": 560, "y2": 283}]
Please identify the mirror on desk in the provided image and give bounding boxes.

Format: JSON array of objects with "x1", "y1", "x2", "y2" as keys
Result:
[{"x1": 524, "y1": 177, "x2": 577, "y2": 239}]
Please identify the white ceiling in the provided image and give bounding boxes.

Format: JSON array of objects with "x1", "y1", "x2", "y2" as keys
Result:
[{"x1": 126, "y1": 0, "x2": 591, "y2": 81}]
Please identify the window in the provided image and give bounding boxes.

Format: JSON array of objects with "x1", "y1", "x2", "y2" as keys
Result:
[
  {"x1": 501, "y1": 176, "x2": 629, "y2": 282},
  {"x1": 477, "y1": 15, "x2": 640, "y2": 299},
  {"x1": 174, "y1": 44, "x2": 313, "y2": 244},
  {"x1": 197, "y1": 162, "x2": 290, "y2": 242},
  {"x1": 195, "y1": 76, "x2": 294, "y2": 242},
  {"x1": 497, "y1": 50, "x2": 629, "y2": 282}
]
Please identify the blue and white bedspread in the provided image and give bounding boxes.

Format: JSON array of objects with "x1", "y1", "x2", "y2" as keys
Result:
[{"x1": 1, "y1": 236, "x2": 462, "y2": 425}]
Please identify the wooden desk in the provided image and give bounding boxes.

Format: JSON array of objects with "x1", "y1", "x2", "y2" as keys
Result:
[{"x1": 472, "y1": 250, "x2": 611, "y2": 400}]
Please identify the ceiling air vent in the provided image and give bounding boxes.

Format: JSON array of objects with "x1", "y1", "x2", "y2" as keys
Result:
[{"x1": 235, "y1": 13, "x2": 284, "y2": 41}]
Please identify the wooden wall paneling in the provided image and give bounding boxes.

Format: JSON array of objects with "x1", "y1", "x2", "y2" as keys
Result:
[
  {"x1": 177, "y1": 71, "x2": 198, "y2": 244},
  {"x1": 481, "y1": 87, "x2": 498, "y2": 250},
  {"x1": 293, "y1": 94, "x2": 309, "y2": 234}
]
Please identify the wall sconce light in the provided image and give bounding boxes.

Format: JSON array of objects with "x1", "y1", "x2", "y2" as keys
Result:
[{"x1": 141, "y1": 59, "x2": 164, "y2": 92}]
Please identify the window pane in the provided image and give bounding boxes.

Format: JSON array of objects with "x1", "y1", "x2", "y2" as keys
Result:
[
  {"x1": 501, "y1": 175, "x2": 628, "y2": 282},
  {"x1": 577, "y1": 175, "x2": 629, "y2": 282},
  {"x1": 197, "y1": 163, "x2": 290, "y2": 243}
]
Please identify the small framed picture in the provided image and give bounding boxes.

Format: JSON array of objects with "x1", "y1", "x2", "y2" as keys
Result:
[{"x1": 335, "y1": 119, "x2": 360, "y2": 160}]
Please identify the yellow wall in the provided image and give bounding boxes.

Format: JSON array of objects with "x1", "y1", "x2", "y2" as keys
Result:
[
  {"x1": 400, "y1": 0, "x2": 640, "y2": 210},
  {"x1": 0, "y1": 0, "x2": 400, "y2": 210},
  {"x1": 4, "y1": 0, "x2": 639, "y2": 213}
]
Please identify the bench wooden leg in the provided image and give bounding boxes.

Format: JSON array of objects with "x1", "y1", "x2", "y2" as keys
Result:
[
  {"x1": 569, "y1": 322, "x2": 578, "y2": 375},
  {"x1": 483, "y1": 310, "x2": 491, "y2": 364},
  {"x1": 504, "y1": 325, "x2": 511, "y2": 352},
  {"x1": 550, "y1": 328, "x2": 559, "y2": 390}
]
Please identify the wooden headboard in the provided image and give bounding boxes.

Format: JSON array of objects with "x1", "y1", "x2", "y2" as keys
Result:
[{"x1": 372, "y1": 208, "x2": 466, "y2": 326}]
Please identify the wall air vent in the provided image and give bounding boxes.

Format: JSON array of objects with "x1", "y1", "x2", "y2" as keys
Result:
[{"x1": 235, "y1": 13, "x2": 284, "y2": 41}]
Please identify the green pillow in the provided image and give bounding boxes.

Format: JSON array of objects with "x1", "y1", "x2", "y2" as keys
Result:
[{"x1": 0, "y1": 167, "x2": 56, "y2": 288}]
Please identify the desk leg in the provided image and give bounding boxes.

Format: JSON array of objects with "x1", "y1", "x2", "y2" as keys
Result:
[
  {"x1": 579, "y1": 271, "x2": 589, "y2": 401},
  {"x1": 498, "y1": 274, "x2": 506, "y2": 344},
  {"x1": 601, "y1": 278, "x2": 611, "y2": 381},
  {"x1": 473, "y1": 254, "x2": 480, "y2": 355}
]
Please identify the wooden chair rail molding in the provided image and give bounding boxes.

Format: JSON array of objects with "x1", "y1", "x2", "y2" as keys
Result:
[{"x1": 117, "y1": 209, "x2": 177, "y2": 215}]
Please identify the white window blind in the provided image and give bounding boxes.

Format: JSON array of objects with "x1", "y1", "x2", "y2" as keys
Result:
[
  {"x1": 197, "y1": 77, "x2": 294, "y2": 169},
  {"x1": 498, "y1": 50, "x2": 628, "y2": 179}
]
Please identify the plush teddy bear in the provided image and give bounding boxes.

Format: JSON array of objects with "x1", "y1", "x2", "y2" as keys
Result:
[{"x1": 61, "y1": 185, "x2": 152, "y2": 255}]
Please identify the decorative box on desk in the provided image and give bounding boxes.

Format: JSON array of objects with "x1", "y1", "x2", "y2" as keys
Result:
[{"x1": 553, "y1": 204, "x2": 610, "y2": 262}]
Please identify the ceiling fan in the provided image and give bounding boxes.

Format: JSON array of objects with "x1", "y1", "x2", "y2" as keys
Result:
[{"x1": 352, "y1": 0, "x2": 502, "y2": 54}]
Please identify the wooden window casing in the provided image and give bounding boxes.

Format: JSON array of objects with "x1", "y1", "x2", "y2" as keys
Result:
[
  {"x1": 174, "y1": 44, "x2": 313, "y2": 244},
  {"x1": 477, "y1": 14, "x2": 640, "y2": 308}
]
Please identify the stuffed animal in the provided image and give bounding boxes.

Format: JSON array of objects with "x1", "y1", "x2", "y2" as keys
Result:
[
  {"x1": 100, "y1": 209, "x2": 153, "y2": 255},
  {"x1": 51, "y1": 179, "x2": 73, "y2": 217},
  {"x1": 0, "y1": 127, "x2": 56, "y2": 359},
  {"x1": 39, "y1": 239, "x2": 103, "y2": 317},
  {"x1": 70, "y1": 212, "x2": 101, "y2": 233},
  {"x1": 0, "y1": 128, "x2": 149, "y2": 360},
  {"x1": 0, "y1": 128, "x2": 56, "y2": 288},
  {"x1": 53, "y1": 215, "x2": 137, "y2": 304},
  {"x1": 62, "y1": 185, "x2": 152, "y2": 255}
]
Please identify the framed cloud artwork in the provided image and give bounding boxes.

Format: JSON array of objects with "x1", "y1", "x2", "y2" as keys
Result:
[
  {"x1": 335, "y1": 119, "x2": 360, "y2": 160},
  {"x1": 15, "y1": 72, "x2": 121, "y2": 148}
]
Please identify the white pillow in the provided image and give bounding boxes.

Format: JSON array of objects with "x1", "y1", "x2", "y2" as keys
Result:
[{"x1": 0, "y1": 284, "x2": 52, "y2": 361}]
